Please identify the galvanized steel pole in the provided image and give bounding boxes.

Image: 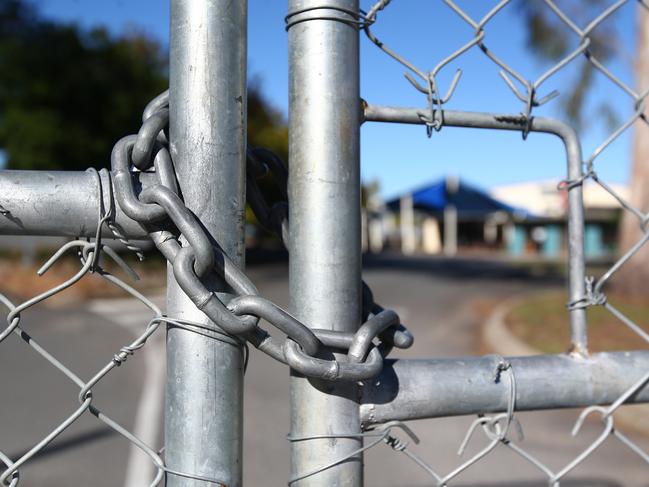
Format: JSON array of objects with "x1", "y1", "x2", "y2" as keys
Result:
[
  {"x1": 287, "y1": 1, "x2": 363, "y2": 485},
  {"x1": 165, "y1": 1, "x2": 247, "y2": 486},
  {"x1": 0, "y1": 170, "x2": 151, "y2": 239},
  {"x1": 361, "y1": 352, "x2": 649, "y2": 425}
]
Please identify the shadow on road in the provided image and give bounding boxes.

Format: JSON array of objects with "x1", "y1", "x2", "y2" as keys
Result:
[
  {"x1": 8, "y1": 426, "x2": 115, "y2": 463},
  {"x1": 362, "y1": 253, "x2": 566, "y2": 285},
  {"x1": 452, "y1": 480, "x2": 624, "y2": 487},
  {"x1": 246, "y1": 249, "x2": 569, "y2": 288}
]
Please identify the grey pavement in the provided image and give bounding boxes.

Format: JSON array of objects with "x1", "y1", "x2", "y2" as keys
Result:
[{"x1": 1, "y1": 255, "x2": 648, "y2": 486}]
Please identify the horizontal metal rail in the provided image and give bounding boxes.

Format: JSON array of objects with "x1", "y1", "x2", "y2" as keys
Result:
[
  {"x1": 361, "y1": 352, "x2": 649, "y2": 425},
  {"x1": 0, "y1": 169, "x2": 150, "y2": 239},
  {"x1": 363, "y1": 103, "x2": 588, "y2": 355}
]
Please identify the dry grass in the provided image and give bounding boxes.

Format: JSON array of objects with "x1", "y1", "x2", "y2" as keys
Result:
[
  {"x1": 0, "y1": 254, "x2": 166, "y2": 306},
  {"x1": 506, "y1": 291, "x2": 649, "y2": 353}
]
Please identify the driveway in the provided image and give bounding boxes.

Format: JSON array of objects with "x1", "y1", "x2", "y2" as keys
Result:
[{"x1": 1, "y1": 255, "x2": 648, "y2": 486}]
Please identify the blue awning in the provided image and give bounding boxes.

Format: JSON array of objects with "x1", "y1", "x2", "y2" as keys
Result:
[{"x1": 386, "y1": 179, "x2": 526, "y2": 218}]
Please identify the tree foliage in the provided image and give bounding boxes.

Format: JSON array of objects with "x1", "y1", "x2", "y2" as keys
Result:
[
  {"x1": 517, "y1": 0, "x2": 617, "y2": 129},
  {"x1": 248, "y1": 78, "x2": 288, "y2": 163},
  {"x1": 0, "y1": 0, "x2": 288, "y2": 171},
  {"x1": 0, "y1": 0, "x2": 168, "y2": 170}
]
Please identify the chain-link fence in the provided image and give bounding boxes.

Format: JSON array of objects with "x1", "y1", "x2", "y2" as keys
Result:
[
  {"x1": 2, "y1": 1, "x2": 649, "y2": 486},
  {"x1": 355, "y1": 0, "x2": 649, "y2": 485}
]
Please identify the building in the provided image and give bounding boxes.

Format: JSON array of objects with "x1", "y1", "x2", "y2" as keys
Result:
[
  {"x1": 378, "y1": 177, "x2": 524, "y2": 256},
  {"x1": 490, "y1": 179, "x2": 628, "y2": 259},
  {"x1": 373, "y1": 177, "x2": 627, "y2": 259}
]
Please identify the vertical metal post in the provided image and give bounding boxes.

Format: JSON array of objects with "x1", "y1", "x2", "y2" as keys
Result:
[
  {"x1": 165, "y1": 1, "x2": 247, "y2": 486},
  {"x1": 563, "y1": 129, "x2": 588, "y2": 354},
  {"x1": 287, "y1": 1, "x2": 362, "y2": 486}
]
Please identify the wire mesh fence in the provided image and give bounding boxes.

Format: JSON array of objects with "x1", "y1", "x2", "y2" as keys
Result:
[
  {"x1": 354, "y1": 0, "x2": 649, "y2": 485},
  {"x1": 1, "y1": 1, "x2": 649, "y2": 486},
  {"x1": 0, "y1": 236, "x2": 232, "y2": 486}
]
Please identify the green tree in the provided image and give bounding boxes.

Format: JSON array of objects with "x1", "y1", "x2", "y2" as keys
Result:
[
  {"x1": 248, "y1": 77, "x2": 288, "y2": 163},
  {"x1": 0, "y1": 0, "x2": 168, "y2": 170},
  {"x1": 0, "y1": 0, "x2": 289, "y2": 173}
]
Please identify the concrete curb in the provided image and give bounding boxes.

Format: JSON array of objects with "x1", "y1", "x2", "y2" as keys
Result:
[
  {"x1": 482, "y1": 294, "x2": 649, "y2": 436},
  {"x1": 482, "y1": 295, "x2": 540, "y2": 357}
]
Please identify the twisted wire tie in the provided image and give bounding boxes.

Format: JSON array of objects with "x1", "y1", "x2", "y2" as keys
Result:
[
  {"x1": 113, "y1": 345, "x2": 138, "y2": 366},
  {"x1": 557, "y1": 169, "x2": 595, "y2": 191},
  {"x1": 567, "y1": 276, "x2": 607, "y2": 311}
]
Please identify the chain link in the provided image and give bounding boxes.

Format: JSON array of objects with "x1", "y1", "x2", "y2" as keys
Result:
[{"x1": 111, "y1": 89, "x2": 414, "y2": 382}]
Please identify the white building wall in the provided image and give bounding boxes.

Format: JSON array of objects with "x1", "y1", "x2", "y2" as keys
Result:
[{"x1": 490, "y1": 180, "x2": 629, "y2": 217}]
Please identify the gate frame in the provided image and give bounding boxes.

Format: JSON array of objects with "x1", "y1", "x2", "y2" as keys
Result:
[{"x1": 1, "y1": 2, "x2": 649, "y2": 487}]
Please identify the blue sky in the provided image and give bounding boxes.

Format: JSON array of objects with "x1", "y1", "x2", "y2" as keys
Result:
[{"x1": 35, "y1": 0, "x2": 638, "y2": 199}]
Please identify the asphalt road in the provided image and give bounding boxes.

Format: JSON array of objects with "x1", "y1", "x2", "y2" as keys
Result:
[{"x1": 1, "y1": 255, "x2": 648, "y2": 486}]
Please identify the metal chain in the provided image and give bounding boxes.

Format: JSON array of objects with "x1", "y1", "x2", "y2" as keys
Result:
[{"x1": 110, "y1": 89, "x2": 414, "y2": 382}]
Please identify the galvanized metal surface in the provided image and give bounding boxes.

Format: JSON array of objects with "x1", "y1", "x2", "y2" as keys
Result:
[
  {"x1": 361, "y1": 352, "x2": 649, "y2": 425},
  {"x1": 0, "y1": 169, "x2": 150, "y2": 240},
  {"x1": 164, "y1": 1, "x2": 247, "y2": 485},
  {"x1": 3, "y1": 1, "x2": 649, "y2": 486},
  {"x1": 287, "y1": 1, "x2": 363, "y2": 485}
]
